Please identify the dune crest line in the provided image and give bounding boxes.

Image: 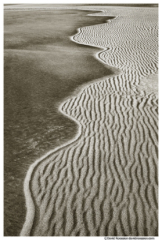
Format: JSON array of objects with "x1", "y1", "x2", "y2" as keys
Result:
[{"x1": 21, "y1": 6, "x2": 158, "y2": 236}]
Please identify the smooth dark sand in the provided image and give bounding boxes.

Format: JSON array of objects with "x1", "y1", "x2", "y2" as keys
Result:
[{"x1": 4, "y1": 9, "x2": 115, "y2": 236}]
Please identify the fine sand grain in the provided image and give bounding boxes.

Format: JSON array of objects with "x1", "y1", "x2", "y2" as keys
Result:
[{"x1": 7, "y1": 5, "x2": 158, "y2": 236}]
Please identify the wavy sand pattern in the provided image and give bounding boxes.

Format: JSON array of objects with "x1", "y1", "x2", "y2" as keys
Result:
[{"x1": 21, "y1": 7, "x2": 158, "y2": 236}]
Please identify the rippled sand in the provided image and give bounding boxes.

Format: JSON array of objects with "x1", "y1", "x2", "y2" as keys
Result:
[{"x1": 5, "y1": 4, "x2": 158, "y2": 236}]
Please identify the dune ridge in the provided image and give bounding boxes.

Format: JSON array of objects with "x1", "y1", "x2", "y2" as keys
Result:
[{"x1": 20, "y1": 6, "x2": 158, "y2": 236}]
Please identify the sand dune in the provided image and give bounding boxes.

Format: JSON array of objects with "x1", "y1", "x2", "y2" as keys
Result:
[{"x1": 20, "y1": 6, "x2": 158, "y2": 236}]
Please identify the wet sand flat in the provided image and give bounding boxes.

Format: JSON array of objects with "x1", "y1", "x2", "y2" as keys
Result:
[{"x1": 4, "y1": 4, "x2": 158, "y2": 236}]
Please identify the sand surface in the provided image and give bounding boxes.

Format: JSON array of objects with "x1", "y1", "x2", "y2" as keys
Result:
[
  {"x1": 5, "y1": 5, "x2": 158, "y2": 236},
  {"x1": 4, "y1": 8, "x2": 116, "y2": 236}
]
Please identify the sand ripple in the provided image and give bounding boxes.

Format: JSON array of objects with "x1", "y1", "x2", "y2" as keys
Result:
[{"x1": 21, "y1": 7, "x2": 158, "y2": 236}]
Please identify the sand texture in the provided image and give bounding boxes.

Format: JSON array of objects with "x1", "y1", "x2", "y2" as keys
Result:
[
  {"x1": 20, "y1": 7, "x2": 158, "y2": 236},
  {"x1": 4, "y1": 9, "x2": 115, "y2": 235}
]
